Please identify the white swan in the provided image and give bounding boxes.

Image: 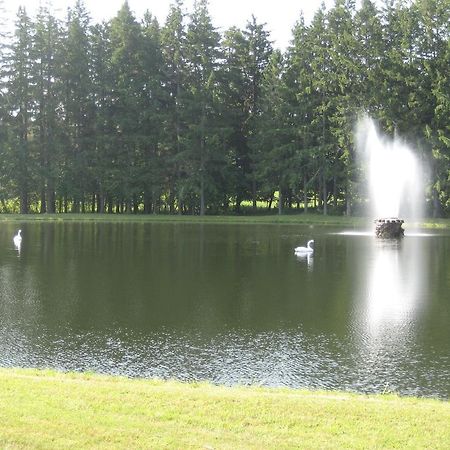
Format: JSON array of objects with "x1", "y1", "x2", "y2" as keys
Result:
[
  {"x1": 294, "y1": 239, "x2": 314, "y2": 253},
  {"x1": 13, "y1": 229, "x2": 22, "y2": 247}
]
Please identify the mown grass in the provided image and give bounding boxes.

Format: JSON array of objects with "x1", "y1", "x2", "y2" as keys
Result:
[
  {"x1": 0, "y1": 368, "x2": 448, "y2": 449},
  {"x1": 1, "y1": 212, "x2": 449, "y2": 229},
  {"x1": 0, "y1": 212, "x2": 363, "y2": 225}
]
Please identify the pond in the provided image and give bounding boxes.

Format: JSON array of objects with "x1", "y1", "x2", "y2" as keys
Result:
[{"x1": 1, "y1": 221, "x2": 449, "y2": 398}]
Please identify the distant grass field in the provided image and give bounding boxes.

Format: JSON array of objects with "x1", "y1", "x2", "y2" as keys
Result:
[
  {"x1": 1, "y1": 212, "x2": 449, "y2": 229},
  {"x1": 0, "y1": 368, "x2": 448, "y2": 449}
]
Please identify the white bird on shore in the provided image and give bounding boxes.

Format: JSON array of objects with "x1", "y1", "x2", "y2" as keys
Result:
[
  {"x1": 13, "y1": 229, "x2": 22, "y2": 247},
  {"x1": 294, "y1": 239, "x2": 314, "y2": 253}
]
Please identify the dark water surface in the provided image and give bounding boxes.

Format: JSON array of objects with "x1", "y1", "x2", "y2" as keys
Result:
[{"x1": 1, "y1": 222, "x2": 449, "y2": 398}]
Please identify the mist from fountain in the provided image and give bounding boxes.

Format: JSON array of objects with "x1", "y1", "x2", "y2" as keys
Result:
[{"x1": 356, "y1": 116, "x2": 424, "y2": 223}]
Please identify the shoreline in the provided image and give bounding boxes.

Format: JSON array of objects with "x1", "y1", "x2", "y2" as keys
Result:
[{"x1": 0, "y1": 212, "x2": 449, "y2": 229}]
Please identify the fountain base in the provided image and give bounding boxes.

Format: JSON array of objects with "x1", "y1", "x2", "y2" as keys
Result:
[{"x1": 374, "y1": 218, "x2": 404, "y2": 239}]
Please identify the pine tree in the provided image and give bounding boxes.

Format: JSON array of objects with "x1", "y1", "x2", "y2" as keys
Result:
[
  {"x1": 221, "y1": 17, "x2": 272, "y2": 211},
  {"x1": 243, "y1": 16, "x2": 273, "y2": 210},
  {"x1": 109, "y1": 1, "x2": 147, "y2": 212},
  {"x1": 139, "y1": 12, "x2": 165, "y2": 213},
  {"x1": 302, "y1": 5, "x2": 333, "y2": 213},
  {"x1": 60, "y1": 0, "x2": 94, "y2": 212},
  {"x1": 284, "y1": 14, "x2": 317, "y2": 212},
  {"x1": 326, "y1": 0, "x2": 359, "y2": 214},
  {"x1": 182, "y1": 0, "x2": 223, "y2": 215},
  {"x1": 33, "y1": 5, "x2": 62, "y2": 213},
  {"x1": 252, "y1": 50, "x2": 293, "y2": 214},
  {"x1": 6, "y1": 7, "x2": 35, "y2": 213},
  {"x1": 161, "y1": 0, "x2": 187, "y2": 213},
  {"x1": 416, "y1": 0, "x2": 450, "y2": 215},
  {"x1": 353, "y1": 0, "x2": 384, "y2": 112},
  {"x1": 90, "y1": 21, "x2": 114, "y2": 213},
  {"x1": 221, "y1": 26, "x2": 250, "y2": 212},
  {"x1": 0, "y1": 0, "x2": 11, "y2": 210}
]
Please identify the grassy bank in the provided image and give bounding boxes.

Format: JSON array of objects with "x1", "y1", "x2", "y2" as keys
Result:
[
  {"x1": 0, "y1": 369, "x2": 448, "y2": 449},
  {"x1": 0, "y1": 212, "x2": 449, "y2": 229}
]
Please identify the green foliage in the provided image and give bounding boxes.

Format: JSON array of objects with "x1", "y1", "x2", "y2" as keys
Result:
[{"x1": 0, "y1": 0, "x2": 448, "y2": 216}]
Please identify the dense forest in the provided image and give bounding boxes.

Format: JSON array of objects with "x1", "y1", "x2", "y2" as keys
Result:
[{"x1": 0, "y1": 0, "x2": 448, "y2": 216}]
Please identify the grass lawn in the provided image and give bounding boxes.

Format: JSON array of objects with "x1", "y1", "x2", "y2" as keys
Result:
[
  {"x1": 0, "y1": 368, "x2": 448, "y2": 449},
  {"x1": 0, "y1": 212, "x2": 449, "y2": 229}
]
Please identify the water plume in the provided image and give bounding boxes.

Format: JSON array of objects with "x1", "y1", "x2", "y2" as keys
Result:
[{"x1": 356, "y1": 116, "x2": 423, "y2": 222}]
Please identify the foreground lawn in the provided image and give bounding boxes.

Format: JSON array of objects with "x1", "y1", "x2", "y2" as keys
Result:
[{"x1": 0, "y1": 369, "x2": 448, "y2": 449}]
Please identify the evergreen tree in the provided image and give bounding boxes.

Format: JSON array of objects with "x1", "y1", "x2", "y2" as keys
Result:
[
  {"x1": 284, "y1": 14, "x2": 318, "y2": 212},
  {"x1": 221, "y1": 26, "x2": 250, "y2": 212},
  {"x1": 353, "y1": 0, "x2": 384, "y2": 113},
  {"x1": 60, "y1": 0, "x2": 94, "y2": 212},
  {"x1": 0, "y1": 0, "x2": 447, "y2": 215},
  {"x1": 161, "y1": 0, "x2": 187, "y2": 213},
  {"x1": 326, "y1": 0, "x2": 359, "y2": 214},
  {"x1": 221, "y1": 18, "x2": 272, "y2": 212},
  {"x1": 302, "y1": 5, "x2": 333, "y2": 213},
  {"x1": 416, "y1": 0, "x2": 450, "y2": 215},
  {"x1": 33, "y1": 5, "x2": 62, "y2": 213},
  {"x1": 243, "y1": 16, "x2": 273, "y2": 210},
  {"x1": 183, "y1": 0, "x2": 223, "y2": 215},
  {"x1": 0, "y1": 0, "x2": 11, "y2": 210},
  {"x1": 139, "y1": 12, "x2": 165, "y2": 213},
  {"x1": 252, "y1": 50, "x2": 293, "y2": 214},
  {"x1": 379, "y1": 0, "x2": 422, "y2": 133},
  {"x1": 90, "y1": 21, "x2": 114, "y2": 212},
  {"x1": 109, "y1": 1, "x2": 146, "y2": 212},
  {"x1": 5, "y1": 7, "x2": 35, "y2": 213}
]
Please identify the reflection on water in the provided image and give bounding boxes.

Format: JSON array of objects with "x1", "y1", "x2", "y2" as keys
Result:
[
  {"x1": 13, "y1": 233, "x2": 21, "y2": 256},
  {"x1": 351, "y1": 236, "x2": 434, "y2": 395},
  {"x1": 366, "y1": 238, "x2": 425, "y2": 333},
  {"x1": 0, "y1": 222, "x2": 448, "y2": 398},
  {"x1": 295, "y1": 251, "x2": 314, "y2": 270}
]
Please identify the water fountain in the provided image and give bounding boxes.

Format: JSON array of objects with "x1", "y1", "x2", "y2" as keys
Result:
[{"x1": 356, "y1": 116, "x2": 423, "y2": 238}]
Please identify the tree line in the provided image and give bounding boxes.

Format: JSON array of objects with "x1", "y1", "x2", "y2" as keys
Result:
[{"x1": 0, "y1": 0, "x2": 448, "y2": 216}]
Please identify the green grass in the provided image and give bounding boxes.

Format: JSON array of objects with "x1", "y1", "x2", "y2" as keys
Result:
[
  {"x1": 0, "y1": 211, "x2": 361, "y2": 225},
  {"x1": 0, "y1": 368, "x2": 448, "y2": 449},
  {"x1": 1, "y1": 211, "x2": 449, "y2": 229}
]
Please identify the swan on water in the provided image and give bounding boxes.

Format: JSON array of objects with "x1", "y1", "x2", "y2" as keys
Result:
[
  {"x1": 13, "y1": 229, "x2": 22, "y2": 247},
  {"x1": 294, "y1": 239, "x2": 314, "y2": 253}
]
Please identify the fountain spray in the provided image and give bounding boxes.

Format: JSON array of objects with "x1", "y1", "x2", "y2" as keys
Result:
[{"x1": 356, "y1": 116, "x2": 424, "y2": 238}]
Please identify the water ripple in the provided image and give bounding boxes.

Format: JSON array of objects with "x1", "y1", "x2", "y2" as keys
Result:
[{"x1": 0, "y1": 325, "x2": 448, "y2": 399}]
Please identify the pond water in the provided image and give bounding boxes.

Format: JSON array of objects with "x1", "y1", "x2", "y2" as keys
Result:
[{"x1": 1, "y1": 221, "x2": 449, "y2": 398}]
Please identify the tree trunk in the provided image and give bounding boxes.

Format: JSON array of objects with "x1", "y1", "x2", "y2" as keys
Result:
[
  {"x1": 20, "y1": 190, "x2": 29, "y2": 214},
  {"x1": 144, "y1": 191, "x2": 152, "y2": 214},
  {"x1": 267, "y1": 192, "x2": 274, "y2": 210},
  {"x1": 47, "y1": 184, "x2": 56, "y2": 213},
  {"x1": 200, "y1": 171, "x2": 205, "y2": 216},
  {"x1": 91, "y1": 193, "x2": 96, "y2": 213},
  {"x1": 278, "y1": 189, "x2": 283, "y2": 215},
  {"x1": 235, "y1": 195, "x2": 241, "y2": 214},
  {"x1": 97, "y1": 190, "x2": 105, "y2": 214},
  {"x1": 432, "y1": 187, "x2": 441, "y2": 218},
  {"x1": 40, "y1": 188, "x2": 46, "y2": 213},
  {"x1": 252, "y1": 177, "x2": 257, "y2": 211},
  {"x1": 199, "y1": 104, "x2": 206, "y2": 216},
  {"x1": 72, "y1": 198, "x2": 80, "y2": 213},
  {"x1": 333, "y1": 175, "x2": 338, "y2": 210},
  {"x1": 303, "y1": 178, "x2": 308, "y2": 213},
  {"x1": 346, "y1": 183, "x2": 352, "y2": 216}
]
